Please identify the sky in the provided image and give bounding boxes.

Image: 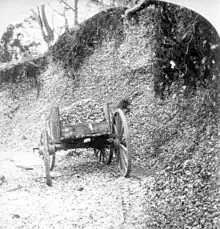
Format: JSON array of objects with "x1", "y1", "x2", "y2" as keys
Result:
[
  {"x1": 0, "y1": 0, "x2": 219, "y2": 36},
  {"x1": 0, "y1": 0, "x2": 94, "y2": 35}
]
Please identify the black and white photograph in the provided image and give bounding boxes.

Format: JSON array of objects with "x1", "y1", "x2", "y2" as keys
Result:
[{"x1": 0, "y1": 0, "x2": 219, "y2": 228}]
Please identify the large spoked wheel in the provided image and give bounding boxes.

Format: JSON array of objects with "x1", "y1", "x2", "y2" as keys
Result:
[
  {"x1": 94, "y1": 146, "x2": 114, "y2": 165},
  {"x1": 112, "y1": 109, "x2": 131, "y2": 177},
  {"x1": 41, "y1": 130, "x2": 52, "y2": 186}
]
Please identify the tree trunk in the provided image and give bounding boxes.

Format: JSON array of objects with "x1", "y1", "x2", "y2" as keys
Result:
[
  {"x1": 41, "y1": 4, "x2": 54, "y2": 46},
  {"x1": 32, "y1": 5, "x2": 54, "y2": 48},
  {"x1": 36, "y1": 7, "x2": 48, "y2": 44},
  {"x1": 74, "y1": 0, "x2": 79, "y2": 26}
]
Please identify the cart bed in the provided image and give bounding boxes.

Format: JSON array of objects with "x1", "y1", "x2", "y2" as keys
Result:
[{"x1": 61, "y1": 121, "x2": 110, "y2": 140}]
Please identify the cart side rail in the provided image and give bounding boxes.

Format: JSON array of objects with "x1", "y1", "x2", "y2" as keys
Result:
[{"x1": 61, "y1": 121, "x2": 110, "y2": 140}]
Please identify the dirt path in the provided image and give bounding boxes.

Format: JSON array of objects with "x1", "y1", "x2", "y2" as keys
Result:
[{"x1": 0, "y1": 149, "x2": 155, "y2": 229}]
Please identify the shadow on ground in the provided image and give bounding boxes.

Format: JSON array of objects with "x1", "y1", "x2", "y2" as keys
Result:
[{"x1": 51, "y1": 152, "x2": 121, "y2": 182}]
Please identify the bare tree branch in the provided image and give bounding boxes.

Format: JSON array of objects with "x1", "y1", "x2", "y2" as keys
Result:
[
  {"x1": 59, "y1": 0, "x2": 79, "y2": 27},
  {"x1": 125, "y1": 0, "x2": 158, "y2": 19},
  {"x1": 60, "y1": 0, "x2": 75, "y2": 12},
  {"x1": 48, "y1": 3, "x2": 65, "y2": 17},
  {"x1": 48, "y1": 3, "x2": 70, "y2": 32}
]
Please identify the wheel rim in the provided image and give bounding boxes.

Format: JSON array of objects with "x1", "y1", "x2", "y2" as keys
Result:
[
  {"x1": 112, "y1": 109, "x2": 131, "y2": 177},
  {"x1": 40, "y1": 133, "x2": 56, "y2": 171},
  {"x1": 41, "y1": 130, "x2": 52, "y2": 186}
]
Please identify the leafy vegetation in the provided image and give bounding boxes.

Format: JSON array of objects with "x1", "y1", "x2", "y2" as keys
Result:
[
  {"x1": 52, "y1": 7, "x2": 126, "y2": 71},
  {"x1": 137, "y1": 2, "x2": 220, "y2": 228},
  {"x1": 0, "y1": 23, "x2": 42, "y2": 63},
  {"x1": 152, "y1": 2, "x2": 220, "y2": 99}
]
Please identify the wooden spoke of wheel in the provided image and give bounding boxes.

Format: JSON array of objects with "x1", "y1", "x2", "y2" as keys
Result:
[
  {"x1": 41, "y1": 130, "x2": 52, "y2": 186},
  {"x1": 118, "y1": 144, "x2": 130, "y2": 176},
  {"x1": 94, "y1": 146, "x2": 113, "y2": 165},
  {"x1": 112, "y1": 109, "x2": 131, "y2": 177},
  {"x1": 40, "y1": 133, "x2": 56, "y2": 171},
  {"x1": 50, "y1": 153, "x2": 56, "y2": 171}
]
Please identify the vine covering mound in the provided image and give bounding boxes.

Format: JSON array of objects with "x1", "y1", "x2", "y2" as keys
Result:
[{"x1": 53, "y1": 3, "x2": 220, "y2": 228}]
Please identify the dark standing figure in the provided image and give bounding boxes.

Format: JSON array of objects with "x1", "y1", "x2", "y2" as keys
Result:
[{"x1": 115, "y1": 98, "x2": 131, "y2": 114}]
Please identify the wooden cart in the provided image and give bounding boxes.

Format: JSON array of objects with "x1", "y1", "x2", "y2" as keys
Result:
[{"x1": 35, "y1": 103, "x2": 131, "y2": 186}]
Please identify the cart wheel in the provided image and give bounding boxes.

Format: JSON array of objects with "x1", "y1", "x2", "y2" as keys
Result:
[
  {"x1": 112, "y1": 109, "x2": 131, "y2": 177},
  {"x1": 41, "y1": 130, "x2": 52, "y2": 186},
  {"x1": 40, "y1": 132, "x2": 56, "y2": 171},
  {"x1": 94, "y1": 146, "x2": 113, "y2": 165},
  {"x1": 50, "y1": 106, "x2": 61, "y2": 142}
]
